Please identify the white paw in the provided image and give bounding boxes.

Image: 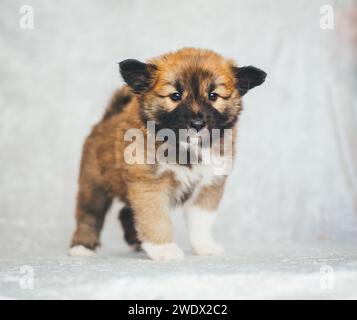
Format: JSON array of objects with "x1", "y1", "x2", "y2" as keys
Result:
[
  {"x1": 192, "y1": 241, "x2": 224, "y2": 256},
  {"x1": 142, "y1": 242, "x2": 185, "y2": 261},
  {"x1": 69, "y1": 245, "x2": 96, "y2": 257}
]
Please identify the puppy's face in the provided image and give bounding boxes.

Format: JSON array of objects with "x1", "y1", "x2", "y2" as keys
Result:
[{"x1": 119, "y1": 48, "x2": 266, "y2": 133}]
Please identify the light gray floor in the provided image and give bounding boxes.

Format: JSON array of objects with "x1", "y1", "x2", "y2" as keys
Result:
[{"x1": 2, "y1": 243, "x2": 357, "y2": 299}]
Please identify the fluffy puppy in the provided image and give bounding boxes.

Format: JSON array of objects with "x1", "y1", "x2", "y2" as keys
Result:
[{"x1": 69, "y1": 48, "x2": 266, "y2": 261}]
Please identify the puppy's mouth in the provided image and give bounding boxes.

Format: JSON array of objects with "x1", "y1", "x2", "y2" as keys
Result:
[{"x1": 177, "y1": 126, "x2": 211, "y2": 147}]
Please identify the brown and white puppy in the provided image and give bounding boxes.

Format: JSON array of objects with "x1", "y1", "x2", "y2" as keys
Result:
[{"x1": 69, "y1": 48, "x2": 266, "y2": 261}]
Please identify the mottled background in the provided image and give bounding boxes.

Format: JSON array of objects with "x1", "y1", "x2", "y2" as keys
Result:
[{"x1": 0, "y1": 0, "x2": 356, "y2": 299}]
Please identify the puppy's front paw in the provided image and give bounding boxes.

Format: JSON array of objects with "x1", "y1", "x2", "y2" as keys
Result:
[
  {"x1": 69, "y1": 245, "x2": 96, "y2": 257},
  {"x1": 192, "y1": 241, "x2": 224, "y2": 256},
  {"x1": 142, "y1": 242, "x2": 185, "y2": 261}
]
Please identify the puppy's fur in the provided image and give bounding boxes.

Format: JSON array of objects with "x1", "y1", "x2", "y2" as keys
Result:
[{"x1": 69, "y1": 48, "x2": 266, "y2": 260}]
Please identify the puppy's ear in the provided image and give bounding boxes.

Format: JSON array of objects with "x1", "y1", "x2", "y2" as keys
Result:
[
  {"x1": 232, "y1": 66, "x2": 267, "y2": 96},
  {"x1": 119, "y1": 59, "x2": 157, "y2": 93}
]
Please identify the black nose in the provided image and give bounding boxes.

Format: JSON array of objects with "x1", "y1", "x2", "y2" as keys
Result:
[{"x1": 190, "y1": 118, "x2": 206, "y2": 131}]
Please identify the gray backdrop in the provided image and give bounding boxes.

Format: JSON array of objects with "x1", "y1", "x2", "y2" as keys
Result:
[{"x1": 1, "y1": 0, "x2": 357, "y2": 260}]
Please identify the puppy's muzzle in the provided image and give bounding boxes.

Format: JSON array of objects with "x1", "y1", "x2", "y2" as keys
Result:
[{"x1": 190, "y1": 118, "x2": 206, "y2": 131}]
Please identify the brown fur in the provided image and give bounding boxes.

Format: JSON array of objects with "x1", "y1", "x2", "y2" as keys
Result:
[{"x1": 70, "y1": 48, "x2": 266, "y2": 251}]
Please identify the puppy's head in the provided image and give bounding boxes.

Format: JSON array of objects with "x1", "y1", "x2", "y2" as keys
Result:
[{"x1": 119, "y1": 48, "x2": 266, "y2": 133}]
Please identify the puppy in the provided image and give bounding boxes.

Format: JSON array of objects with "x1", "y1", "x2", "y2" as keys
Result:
[{"x1": 69, "y1": 48, "x2": 266, "y2": 261}]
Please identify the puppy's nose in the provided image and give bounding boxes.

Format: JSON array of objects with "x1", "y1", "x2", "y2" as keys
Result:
[{"x1": 190, "y1": 118, "x2": 206, "y2": 131}]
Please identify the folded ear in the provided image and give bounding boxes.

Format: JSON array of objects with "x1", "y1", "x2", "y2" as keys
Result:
[
  {"x1": 232, "y1": 66, "x2": 267, "y2": 96},
  {"x1": 119, "y1": 59, "x2": 157, "y2": 93}
]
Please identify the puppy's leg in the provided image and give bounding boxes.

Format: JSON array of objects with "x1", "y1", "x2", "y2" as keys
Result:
[
  {"x1": 70, "y1": 182, "x2": 112, "y2": 256},
  {"x1": 119, "y1": 206, "x2": 141, "y2": 251},
  {"x1": 128, "y1": 182, "x2": 184, "y2": 261},
  {"x1": 185, "y1": 179, "x2": 226, "y2": 256}
]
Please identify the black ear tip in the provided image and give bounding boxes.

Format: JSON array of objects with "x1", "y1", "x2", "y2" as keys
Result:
[
  {"x1": 119, "y1": 59, "x2": 140, "y2": 71},
  {"x1": 250, "y1": 66, "x2": 267, "y2": 86},
  {"x1": 260, "y1": 69, "x2": 267, "y2": 79},
  {"x1": 249, "y1": 66, "x2": 267, "y2": 80},
  {"x1": 118, "y1": 59, "x2": 155, "y2": 93},
  {"x1": 259, "y1": 70, "x2": 267, "y2": 83},
  {"x1": 233, "y1": 65, "x2": 267, "y2": 96},
  {"x1": 118, "y1": 59, "x2": 127, "y2": 68}
]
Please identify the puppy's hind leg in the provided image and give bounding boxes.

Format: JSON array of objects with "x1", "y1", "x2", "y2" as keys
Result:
[
  {"x1": 119, "y1": 206, "x2": 141, "y2": 251},
  {"x1": 70, "y1": 183, "x2": 112, "y2": 256}
]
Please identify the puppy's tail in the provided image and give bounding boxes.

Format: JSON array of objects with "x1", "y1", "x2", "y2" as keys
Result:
[{"x1": 102, "y1": 86, "x2": 133, "y2": 121}]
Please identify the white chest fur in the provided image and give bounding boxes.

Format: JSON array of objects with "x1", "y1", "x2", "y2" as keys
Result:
[{"x1": 157, "y1": 162, "x2": 224, "y2": 205}]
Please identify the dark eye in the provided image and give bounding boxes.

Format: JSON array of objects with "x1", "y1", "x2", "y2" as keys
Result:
[
  {"x1": 208, "y1": 92, "x2": 218, "y2": 101},
  {"x1": 170, "y1": 92, "x2": 182, "y2": 102}
]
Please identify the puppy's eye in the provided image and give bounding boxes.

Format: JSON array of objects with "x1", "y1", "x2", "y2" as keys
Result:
[
  {"x1": 170, "y1": 92, "x2": 182, "y2": 102},
  {"x1": 208, "y1": 92, "x2": 218, "y2": 101}
]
